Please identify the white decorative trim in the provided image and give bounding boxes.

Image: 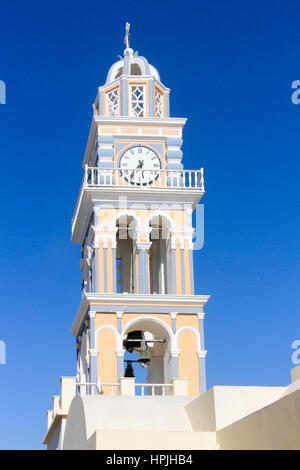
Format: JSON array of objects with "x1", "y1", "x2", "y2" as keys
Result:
[
  {"x1": 71, "y1": 293, "x2": 210, "y2": 337},
  {"x1": 197, "y1": 313, "x2": 205, "y2": 320},
  {"x1": 175, "y1": 326, "x2": 201, "y2": 350},
  {"x1": 89, "y1": 310, "x2": 96, "y2": 318},
  {"x1": 116, "y1": 311, "x2": 123, "y2": 319},
  {"x1": 89, "y1": 348, "x2": 98, "y2": 357},
  {"x1": 115, "y1": 349, "x2": 125, "y2": 357},
  {"x1": 136, "y1": 241, "x2": 152, "y2": 251},
  {"x1": 197, "y1": 350, "x2": 207, "y2": 358},
  {"x1": 170, "y1": 312, "x2": 178, "y2": 320},
  {"x1": 171, "y1": 349, "x2": 180, "y2": 357},
  {"x1": 94, "y1": 325, "x2": 122, "y2": 350}
]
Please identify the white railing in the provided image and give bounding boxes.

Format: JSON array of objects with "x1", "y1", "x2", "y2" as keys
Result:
[
  {"x1": 135, "y1": 383, "x2": 173, "y2": 396},
  {"x1": 84, "y1": 166, "x2": 204, "y2": 190},
  {"x1": 76, "y1": 381, "x2": 120, "y2": 395},
  {"x1": 98, "y1": 382, "x2": 120, "y2": 395},
  {"x1": 76, "y1": 381, "x2": 173, "y2": 396}
]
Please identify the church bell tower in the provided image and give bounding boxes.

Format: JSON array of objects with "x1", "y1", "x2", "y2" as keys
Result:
[{"x1": 71, "y1": 23, "x2": 209, "y2": 398}]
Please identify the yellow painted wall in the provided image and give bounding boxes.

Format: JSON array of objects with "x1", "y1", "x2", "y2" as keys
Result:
[
  {"x1": 178, "y1": 330, "x2": 200, "y2": 396},
  {"x1": 95, "y1": 207, "x2": 188, "y2": 227},
  {"x1": 184, "y1": 241, "x2": 191, "y2": 295},
  {"x1": 176, "y1": 314, "x2": 198, "y2": 331},
  {"x1": 98, "y1": 240, "x2": 104, "y2": 293},
  {"x1": 175, "y1": 240, "x2": 182, "y2": 295},
  {"x1": 95, "y1": 313, "x2": 118, "y2": 331},
  {"x1": 107, "y1": 239, "x2": 113, "y2": 293},
  {"x1": 97, "y1": 329, "x2": 118, "y2": 394}
]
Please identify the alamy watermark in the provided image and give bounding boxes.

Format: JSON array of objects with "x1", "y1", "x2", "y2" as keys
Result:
[
  {"x1": 0, "y1": 340, "x2": 6, "y2": 364},
  {"x1": 0, "y1": 80, "x2": 6, "y2": 104},
  {"x1": 95, "y1": 197, "x2": 205, "y2": 250},
  {"x1": 291, "y1": 80, "x2": 300, "y2": 105},
  {"x1": 291, "y1": 340, "x2": 300, "y2": 366}
]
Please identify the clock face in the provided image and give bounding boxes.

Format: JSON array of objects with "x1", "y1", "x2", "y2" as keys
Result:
[{"x1": 119, "y1": 145, "x2": 161, "y2": 185}]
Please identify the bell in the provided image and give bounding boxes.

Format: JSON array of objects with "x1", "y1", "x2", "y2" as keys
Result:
[
  {"x1": 123, "y1": 330, "x2": 144, "y2": 352},
  {"x1": 138, "y1": 348, "x2": 151, "y2": 368},
  {"x1": 124, "y1": 361, "x2": 135, "y2": 377}
]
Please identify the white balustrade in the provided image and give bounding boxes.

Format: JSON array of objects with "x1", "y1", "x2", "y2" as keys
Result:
[
  {"x1": 135, "y1": 383, "x2": 173, "y2": 396},
  {"x1": 76, "y1": 381, "x2": 173, "y2": 396},
  {"x1": 76, "y1": 381, "x2": 120, "y2": 395},
  {"x1": 84, "y1": 166, "x2": 204, "y2": 190}
]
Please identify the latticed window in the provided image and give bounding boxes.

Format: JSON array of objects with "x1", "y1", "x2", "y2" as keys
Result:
[
  {"x1": 130, "y1": 84, "x2": 146, "y2": 117},
  {"x1": 106, "y1": 87, "x2": 119, "y2": 116},
  {"x1": 154, "y1": 88, "x2": 163, "y2": 117}
]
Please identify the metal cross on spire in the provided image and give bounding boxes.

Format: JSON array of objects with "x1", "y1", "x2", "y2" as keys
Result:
[{"x1": 124, "y1": 22, "x2": 130, "y2": 49}]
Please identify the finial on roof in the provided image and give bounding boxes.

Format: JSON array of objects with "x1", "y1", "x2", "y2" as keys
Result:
[{"x1": 124, "y1": 22, "x2": 130, "y2": 49}]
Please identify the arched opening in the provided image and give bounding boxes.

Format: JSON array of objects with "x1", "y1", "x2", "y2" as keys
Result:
[
  {"x1": 116, "y1": 215, "x2": 138, "y2": 293},
  {"x1": 130, "y1": 63, "x2": 142, "y2": 75},
  {"x1": 114, "y1": 67, "x2": 123, "y2": 79},
  {"x1": 149, "y1": 215, "x2": 172, "y2": 294},
  {"x1": 122, "y1": 317, "x2": 174, "y2": 395}
]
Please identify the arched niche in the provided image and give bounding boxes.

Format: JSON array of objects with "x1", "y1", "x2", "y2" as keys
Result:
[{"x1": 96, "y1": 327, "x2": 119, "y2": 390}]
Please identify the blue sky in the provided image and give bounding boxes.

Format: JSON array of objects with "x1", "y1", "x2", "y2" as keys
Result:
[{"x1": 0, "y1": 0, "x2": 300, "y2": 449}]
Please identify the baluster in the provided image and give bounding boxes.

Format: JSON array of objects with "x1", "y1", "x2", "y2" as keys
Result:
[
  {"x1": 141, "y1": 385, "x2": 144, "y2": 396},
  {"x1": 111, "y1": 385, "x2": 114, "y2": 395},
  {"x1": 162, "y1": 386, "x2": 165, "y2": 397},
  {"x1": 152, "y1": 386, "x2": 154, "y2": 396},
  {"x1": 158, "y1": 171, "x2": 161, "y2": 187},
  {"x1": 188, "y1": 171, "x2": 191, "y2": 188},
  {"x1": 84, "y1": 164, "x2": 88, "y2": 187}
]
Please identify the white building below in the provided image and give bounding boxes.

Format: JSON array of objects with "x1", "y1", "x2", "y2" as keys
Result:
[{"x1": 44, "y1": 365, "x2": 300, "y2": 450}]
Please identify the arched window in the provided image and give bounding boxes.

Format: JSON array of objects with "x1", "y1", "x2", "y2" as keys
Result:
[
  {"x1": 130, "y1": 63, "x2": 142, "y2": 75},
  {"x1": 114, "y1": 67, "x2": 123, "y2": 79}
]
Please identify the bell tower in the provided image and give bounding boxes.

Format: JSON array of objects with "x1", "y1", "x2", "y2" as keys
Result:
[{"x1": 71, "y1": 23, "x2": 209, "y2": 397}]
